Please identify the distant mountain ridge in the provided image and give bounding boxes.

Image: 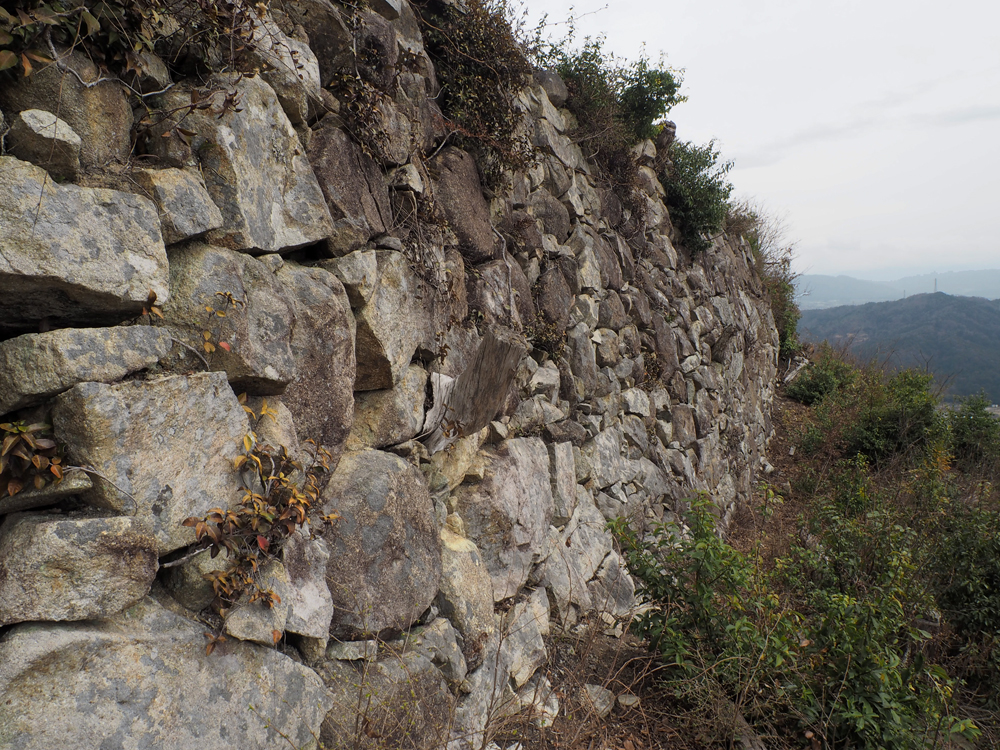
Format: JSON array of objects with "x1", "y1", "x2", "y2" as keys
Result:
[
  {"x1": 798, "y1": 293, "x2": 1000, "y2": 403},
  {"x1": 795, "y1": 270, "x2": 1000, "y2": 310}
]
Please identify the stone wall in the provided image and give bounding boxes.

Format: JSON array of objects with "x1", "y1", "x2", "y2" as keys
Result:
[{"x1": 0, "y1": 1, "x2": 778, "y2": 747}]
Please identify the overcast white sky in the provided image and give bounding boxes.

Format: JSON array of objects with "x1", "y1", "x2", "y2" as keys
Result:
[{"x1": 523, "y1": 0, "x2": 1000, "y2": 279}]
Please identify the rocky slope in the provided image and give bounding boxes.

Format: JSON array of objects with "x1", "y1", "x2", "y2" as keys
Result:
[{"x1": 0, "y1": 1, "x2": 779, "y2": 747}]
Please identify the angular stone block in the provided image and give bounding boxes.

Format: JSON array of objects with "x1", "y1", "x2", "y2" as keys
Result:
[
  {"x1": 6, "y1": 109, "x2": 81, "y2": 181},
  {"x1": 0, "y1": 156, "x2": 169, "y2": 337},
  {"x1": 51, "y1": 373, "x2": 248, "y2": 555},
  {"x1": 0, "y1": 598, "x2": 332, "y2": 750},
  {"x1": 0, "y1": 513, "x2": 158, "y2": 626},
  {"x1": 0, "y1": 326, "x2": 172, "y2": 415},
  {"x1": 319, "y1": 449, "x2": 441, "y2": 637},
  {"x1": 134, "y1": 167, "x2": 223, "y2": 245}
]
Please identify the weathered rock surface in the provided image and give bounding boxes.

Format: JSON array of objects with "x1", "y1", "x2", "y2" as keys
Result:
[
  {"x1": 431, "y1": 147, "x2": 498, "y2": 263},
  {"x1": 0, "y1": 513, "x2": 158, "y2": 626},
  {"x1": 437, "y1": 523, "x2": 497, "y2": 668},
  {"x1": 52, "y1": 373, "x2": 247, "y2": 555},
  {"x1": 0, "y1": 49, "x2": 132, "y2": 168},
  {"x1": 283, "y1": 531, "x2": 335, "y2": 640},
  {"x1": 0, "y1": 597, "x2": 332, "y2": 750},
  {"x1": 320, "y1": 651, "x2": 454, "y2": 750},
  {"x1": 0, "y1": 326, "x2": 172, "y2": 415},
  {"x1": 0, "y1": 156, "x2": 169, "y2": 336},
  {"x1": 347, "y1": 363, "x2": 428, "y2": 449},
  {"x1": 309, "y1": 121, "x2": 392, "y2": 255},
  {"x1": 6, "y1": 109, "x2": 81, "y2": 181},
  {"x1": 276, "y1": 261, "x2": 356, "y2": 455},
  {"x1": 134, "y1": 167, "x2": 224, "y2": 245},
  {"x1": 320, "y1": 449, "x2": 441, "y2": 636},
  {"x1": 452, "y1": 438, "x2": 554, "y2": 601},
  {"x1": 151, "y1": 75, "x2": 333, "y2": 254},
  {"x1": 164, "y1": 243, "x2": 296, "y2": 394}
]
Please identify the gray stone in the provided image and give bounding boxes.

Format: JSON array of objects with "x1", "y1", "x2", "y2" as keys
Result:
[
  {"x1": 152, "y1": 75, "x2": 333, "y2": 253},
  {"x1": 0, "y1": 513, "x2": 157, "y2": 626},
  {"x1": 309, "y1": 120, "x2": 392, "y2": 255},
  {"x1": 453, "y1": 438, "x2": 554, "y2": 602},
  {"x1": 593, "y1": 328, "x2": 620, "y2": 368},
  {"x1": 598, "y1": 291, "x2": 629, "y2": 330},
  {"x1": 346, "y1": 364, "x2": 428, "y2": 449},
  {"x1": 532, "y1": 69, "x2": 569, "y2": 108},
  {"x1": 401, "y1": 616, "x2": 468, "y2": 688},
  {"x1": 160, "y1": 547, "x2": 229, "y2": 612},
  {"x1": 0, "y1": 597, "x2": 332, "y2": 750},
  {"x1": 369, "y1": 0, "x2": 402, "y2": 20},
  {"x1": 537, "y1": 488, "x2": 612, "y2": 622},
  {"x1": 431, "y1": 147, "x2": 497, "y2": 263},
  {"x1": 275, "y1": 262, "x2": 356, "y2": 456},
  {"x1": 6, "y1": 109, "x2": 81, "y2": 181},
  {"x1": 0, "y1": 470, "x2": 91, "y2": 517},
  {"x1": 503, "y1": 588, "x2": 549, "y2": 688},
  {"x1": 529, "y1": 188, "x2": 571, "y2": 241},
  {"x1": 0, "y1": 326, "x2": 172, "y2": 415},
  {"x1": 319, "y1": 450, "x2": 441, "y2": 637},
  {"x1": 326, "y1": 639, "x2": 378, "y2": 661},
  {"x1": 224, "y1": 560, "x2": 291, "y2": 645},
  {"x1": 550, "y1": 441, "x2": 577, "y2": 525},
  {"x1": 134, "y1": 168, "x2": 224, "y2": 245},
  {"x1": 568, "y1": 323, "x2": 599, "y2": 398},
  {"x1": 582, "y1": 684, "x2": 615, "y2": 719},
  {"x1": 587, "y1": 550, "x2": 635, "y2": 618},
  {"x1": 671, "y1": 403, "x2": 698, "y2": 448},
  {"x1": 582, "y1": 426, "x2": 635, "y2": 489},
  {"x1": 354, "y1": 251, "x2": 448, "y2": 391},
  {"x1": 283, "y1": 531, "x2": 335, "y2": 640},
  {"x1": 622, "y1": 388, "x2": 651, "y2": 417},
  {"x1": 248, "y1": 13, "x2": 323, "y2": 125},
  {"x1": 321, "y1": 249, "x2": 379, "y2": 308},
  {"x1": 51, "y1": 373, "x2": 248, "y2": 555},
  {"x1": 319, "y1": 650, "x2": 454, "y2": 750},
  {"x1": 0, "y1": 49, "x2": 132, "y2": 168},
  {"x1": 279, "y1": 0, "x2": 353, "y2": 87},
  {"x1": 164, "y1": 243, "x2": 296, "y2": 394},
  {"x1": 0, "y1": 156, "x2": 169, "y2": 337},
  {"x1": 437, "y1": 524, "x2": 497, "y2": 668}
]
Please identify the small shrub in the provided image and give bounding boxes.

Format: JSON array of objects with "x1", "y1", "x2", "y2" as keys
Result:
[
  {"x1": 660, "y1": 140, "x2": 733, "y2": 254},
  {"x1": 0, "y1": 420, "x2": 63, "y2": 496},
  {"x1": 614, "y1": 495, "x2": 980, "y2": 749},
  {"x1": 947, "y1": 391, "x2": 1000, "y2": 471},
  {"x1": 182, "y1": 398, "x2": 334, "y2": 653},
  {"x1": 414, "y1": 0, "x2": 534, "y2": 189},
  {"x1": 536, "y1": 35, "x2": 683, "y2": 223},
  {"x1": 787, "y1": 343, "x2": 855, "y2": 405}
]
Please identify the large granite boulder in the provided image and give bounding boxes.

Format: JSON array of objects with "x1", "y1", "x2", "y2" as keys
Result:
[
  {"x1": 0, "y1": 513, "x2": 158, "y2": 626},
  {"x1": 308, "y1": 121, "x2": 393, "y2": 255},
  {"x1": 133, "y1": 167, "x2": 224, "y2": 245},
  {"x1": 319, "y1": 651, "x2": 454, "y2": 750},
  {"x1": 51, "y1": 373, "x2": 248, "y2": 555},
  {"x1": 319, "y1": 450, "x2": 441, "y2": 637},
  {"x1": 0, "y1": 156, "x2": 169, "y2": 337},
  {"x1": 150, "y1": 75, "x2": 333, "y2": 254},
  {"x1": 452, "y1": 438, "x2": 554, "y2": 601},
  {"x1": 347, "y1": 364, "x2": 428, "y2": 449},
  {"x1": 0, "y1": 49, "x2": 132, "y2": 168},
  {"x1": 275, "y1": 261, "x2": 356, "y2": 456},
  {"x1": 430, "y1": 147, "x2": 497, "y2": 263},
  {"x1": 164, "y1": 243, "x2": 296, "y2": 395},
  {"x1": 0, "y1": 326, "x2": 172, "y2": 415},
  {"x1": 5, "y1": 108, "x2": 81, "y2": 181},
  {"x1": 0, "y1": 597, "x2": 332, "y2": 750}
]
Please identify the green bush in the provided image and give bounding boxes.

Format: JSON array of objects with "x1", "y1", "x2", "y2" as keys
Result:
[
  {"x1": 537, "y1": 35, "x2": 683, "y2": 220},
  {"x1": 614, "y1": 495, "x2": 980, "y2": 749},
  {"x1": 948, "y1": 392, "x2": 1000, "y2": 471},
  {"x1": 660, "y1": 140, "x2": 733, "y2": 254},
  {"x1": 414, "y1": 0, "x2": 534, "y2": 189},
  {"x1": 787, "y1": 343, "x2": 855, "y2": 405}
]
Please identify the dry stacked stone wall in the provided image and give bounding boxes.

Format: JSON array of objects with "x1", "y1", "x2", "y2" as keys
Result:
[{"x1": 0, "y1": 1, "x2": 778, "y2": 747}]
